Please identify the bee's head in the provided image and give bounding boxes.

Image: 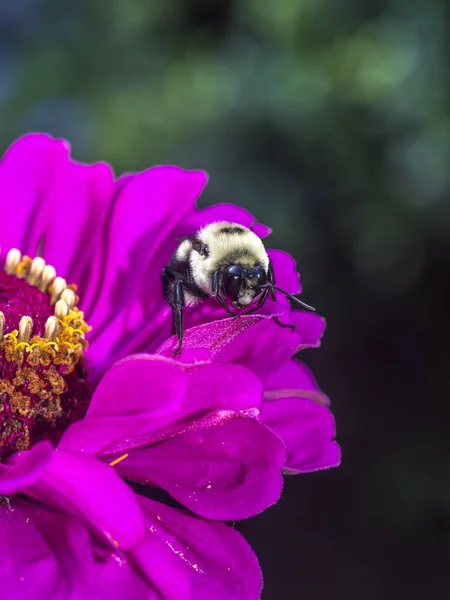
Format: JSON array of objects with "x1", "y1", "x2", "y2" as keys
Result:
[
  {"x1": 222, "y1": 264, "x2": 267, "y2": 307},
  {"x1": 189, "y1": 221, "x2": 269, "y2": 300}
]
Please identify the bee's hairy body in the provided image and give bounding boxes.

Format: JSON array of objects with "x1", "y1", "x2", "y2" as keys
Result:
[
  {"x1": 162, "y1": 220, "x2": 312, "y2": 355},
  {"x1": 169, "y1": 222, "x2": 269, "y2": 307}
]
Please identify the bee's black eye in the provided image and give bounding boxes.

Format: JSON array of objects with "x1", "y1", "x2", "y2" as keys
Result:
[
  {"x1": 255, "y1": 266, "x2": 267, "y2": 285},
  {"x1": 222, "y1": 265, "x2": 243, "y2": 301},
  {"x1": 200, "y1": 244, "x2": 209, "y2": 257},
  {"x1": 227, "y1": 265, "x2": 244, "y2": 278}
]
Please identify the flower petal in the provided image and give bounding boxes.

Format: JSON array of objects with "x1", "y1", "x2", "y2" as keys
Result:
[
  {"x1": 0, "y1": 134, "x2": 69, "y2": 257},
  {"x1": 262, "y1": 397, "x2": 340, "y2": 473},
  {"x1": 263, "y1": 360, "x2": 340, "y2": 472},
  {"x1": 42, "y1": 159, "x2": 115, "y2": 309},
  {"x1": 183, "y1": 203, "x2": 271, "y2": 238},
  {"x1": 157, "y1": 315, "x2": 301, "y2": 383},
  {"x1": 60, "y1": 355, "x2": 263, "y2": 456},
  {"x1": 267, "y1": 249, "x2": 302, "y2": 295},
  {"x1": 265, "y1": 358, "x2": 319, "y2": 391},
  {"x1": 114, "y1": 411, "x2": 285, "y2": 520},
  {"x1": 24, "y1": 450, "x2": 145, "y2": 550},
  {"x1": 0, "y1": 441, "x2": 53, "y2": 496},
  {"x1": 131, "y1": 525, "x2": 190, "y2": 600},
  {"x1": 0, "y1": 498, "x2": 94, "y2": 600},
  {"x1": 88, "y1": 354, "x2": 263, "y2": 420},
  {"x1": 291, "y1": 311, "x2": 326, "y2": 348},
  {"x1": 135, "y1": 496, "x2": 263, "y2": 600},
  {"x1": 91, "y1": 547, "x2": 159, "y2": 600},
  {"x1": 0, "y1": 133, "x2": 115, "y2": 295},
  {"x1": 86, "y1": 166, "x2": 208, "y2": 380}
]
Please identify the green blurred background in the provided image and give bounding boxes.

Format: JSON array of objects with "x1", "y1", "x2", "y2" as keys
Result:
[{"x1": 2, "y1": 1, "x2": 449, "y2": 597}]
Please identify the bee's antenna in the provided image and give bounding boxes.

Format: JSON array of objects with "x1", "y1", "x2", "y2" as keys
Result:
[{"x1": 259, "y1": 284, "x2": 316, "y2": 312}]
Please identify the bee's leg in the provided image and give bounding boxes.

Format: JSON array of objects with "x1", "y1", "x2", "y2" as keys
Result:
[
  {"x1": 273, "y1": 316, "x2": 296, "y2": 330},
  {"x1": 242, "y1": 259, "x2": 276, "y2": 314},
  {"x1": 267, "y1": 260, "x2": 277, "y2": 301},
  {"x1": 267, "y1": 260, "x2": 296, "y2": 329},
  {"x1": 212, "y1": 271, "x2": 233, "y2": 317},
  {"x1": 172, "y1": 279, "x2": 185, "y2": 356},
  {"x1": 243, "y1": 268, "x2": 296, "y2": 330},
  {"x1": 242, "y1": 286, "x2": 270, "y2": 315},
  {"x1": 241, "y1": 288, "x2": 295, "y2": 330}
]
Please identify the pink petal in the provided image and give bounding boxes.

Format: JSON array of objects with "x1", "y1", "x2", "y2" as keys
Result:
[
  {"x1": 24, "y1": 450, "x2": 145, "y2": 550},
  {"x1": 92, "y1": 554, "x2": 158, "y2": 600},
  {"x1": 157, "y1": 315, "x2": 301, "y2": 383},
  {"x1": 183, "y1": 203, "x2": 271, "y2": 238},
  {"x1": 113, "y1": 411, "x2": 285, "y2": 520},
  {"x1": 44, "y1": 160, "x2": 115, "y2": 311},
  {"x1": 60, "y1": 355, "x2": 263, "y2": 456},
  {"x1": 0, "y1": 134, "x2": 69, "y2": 257},
  {"x1": 132, "y1": 530, "x2": 190, "y2": 600},
  {"x1": 0, "y1": 133, "x2": 115, "y2": 298},
  {"x1": 263, "y1": 360, "x2": 340, "y2": 472},
  {"x1": 291, "y1": 311, "x2": 326, "y2": 348},
  {"x1": 265, "y1": 358, "x2": 323, "y2": 394},
  {"x1": 0, "y1": 441, "x2": 53, "y2": 496},
  {"x1": 0, "y1": 498, "x2": 94, "y2": 600},
  {"x1": 267, "y1": 249, "x2": 302, "y2": 295},
  {"x1": 262, "y1": 397, "x2": 340, "y2": 473},
  {"x1": 135, "y1": 496, "x2": 263, "y2": 600},
  {"x1": 86, "y1": 166, "x2": 208, "y2": 377}
]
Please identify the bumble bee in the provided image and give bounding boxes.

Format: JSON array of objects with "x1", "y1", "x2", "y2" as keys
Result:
[{"x1": 162, "y1": 221, "x2": 315, "y2": 354}]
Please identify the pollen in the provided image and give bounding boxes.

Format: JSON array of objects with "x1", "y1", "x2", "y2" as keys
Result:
[{"x1": 0, "y1": 249, "x2": 91, "y2": 460}]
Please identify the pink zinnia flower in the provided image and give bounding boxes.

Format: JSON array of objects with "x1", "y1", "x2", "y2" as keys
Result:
[
  {"x1": 0, "y1": 133, "x2": 339, "y2": 599},
  {"x1": 0, "y1": 134, "x2": 287, "y2": 599}
]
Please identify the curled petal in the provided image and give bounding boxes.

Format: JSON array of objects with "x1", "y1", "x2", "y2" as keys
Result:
[
  {"x1": 0, "y1": 499, "x2": 160, "y2": 600},
  {"x1": 265, "y1": 358, "x2": 325, "y2": 397},
  {"x1": 157, "y1": 315, "x2": 301, "y2": 383},
  {"x1": 262, "y1": 398, "x2": 340, "y2": 473},
  {"x1": 135, "y1": 496, "x2": 263, "y2": 600},
  {"x1": 24, "y1": 450, "x2": 145, "y2": 550},
  {"x1": 183, "y1": 203, "x2": 271, "y2": 238},
  {"x1": 264, "y1": 360, "x2": 340, "y2": 472},
  {"x1": 88, "y1": 355, "x2": 262, "y2": 419},
  {"x1": 92, "y1": 546, "x2": 163, "y2": 600},
  {"x1": 0, "y1": 441, "x2": 53, "y2": 496},
  {"x1": 291, "y1": 311, "x2": 326, "y2": 349},
  {"x1": 0, "y1": 498, "x2": 94, "y2": 600},
  {"x1": 132, "y1": 529, "x2": 190, "y2": 600},
  {"x1": 60, "y1": 355, "x2": 263, "y2": 455},
  {"x1": 113, "y1": 411, "x2": 285, "y2": 520}
]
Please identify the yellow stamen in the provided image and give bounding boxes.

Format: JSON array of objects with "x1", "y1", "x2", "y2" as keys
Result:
[
  {"x1": 0, "y1": 251, "x2": 91, "y2": 456},
  {"x1": 109, "y1": 453, "x2": 129, "y2": 467},
  {"x1": 1, "y1": 255, "x2": 90, "y2": 370}
]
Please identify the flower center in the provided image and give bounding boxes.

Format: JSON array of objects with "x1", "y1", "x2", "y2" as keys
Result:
[{"x1": 0, "y1": 249, "x2": 91, "y2": 460}]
